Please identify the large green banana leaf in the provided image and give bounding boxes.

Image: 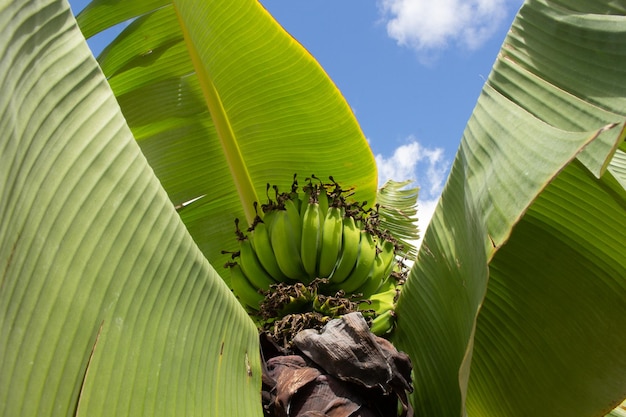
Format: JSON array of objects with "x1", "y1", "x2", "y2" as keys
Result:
[
  {"x1": 0, "y1": 0, "x2": 261, "y2": 416},
  {"x1": 393, "y1": 1, "x2": 626, "y2": 416},
  {"x1": 74, "y1": 0, "x2": 378, "y2": 281}
]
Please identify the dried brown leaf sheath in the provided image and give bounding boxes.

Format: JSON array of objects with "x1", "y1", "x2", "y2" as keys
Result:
[{"x1": 262, "y1": 313, "x2": 413, "y2": 417}]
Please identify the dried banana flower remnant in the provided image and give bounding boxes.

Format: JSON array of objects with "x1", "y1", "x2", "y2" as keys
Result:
[{"x1": 261, "y1": 313, "x2": 413, "y2": 417}]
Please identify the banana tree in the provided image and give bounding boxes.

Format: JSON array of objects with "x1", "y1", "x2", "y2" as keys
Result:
[{"x1": 1, "y1": 0, "x2": 625, "y2": 416}]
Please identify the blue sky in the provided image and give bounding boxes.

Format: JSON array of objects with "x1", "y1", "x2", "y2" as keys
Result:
[
  {"x1": 69, "y1": 0, "x2": 524, "y2": 237},
  {"x1": 257, "y1": 0, "x2": 524, "y2": 236}
]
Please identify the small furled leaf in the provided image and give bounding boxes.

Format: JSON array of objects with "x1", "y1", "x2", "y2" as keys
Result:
[{"x1": 376, "y1": 180, "x2": 420, "y2": 260}]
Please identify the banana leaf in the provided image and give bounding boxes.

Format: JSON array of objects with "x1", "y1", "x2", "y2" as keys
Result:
[
  {"x1": 74, "y1": 0, "x2": 378, "y2": 282},
  {"x1": 607, "y1": 401, "x2": 626, "y2": 417},
  {"x1": 393, "y1": 1, "x2": 626, "y2": 416},
  {"x1": 0, "y1": 0, "x2": 261, "y2": 416}
]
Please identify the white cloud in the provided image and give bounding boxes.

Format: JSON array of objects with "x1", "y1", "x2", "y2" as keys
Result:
[
  {"x1": 378, "y1": 0, "x2": 512, "y2": 54},
  {"x1": 375, "y1": 138, "x2": 450, "y2": 249},
  {"x1": 375, "y1": 139, "x2": 448, "y2": 198}
]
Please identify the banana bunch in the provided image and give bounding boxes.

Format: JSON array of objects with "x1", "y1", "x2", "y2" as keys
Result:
[{"x1": 225, "y1": 175, "x2": 409, "y2": 335}]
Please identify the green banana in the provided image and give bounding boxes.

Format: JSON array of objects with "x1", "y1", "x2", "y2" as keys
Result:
[
  {"x1": 284, "y1": 196, "x2": 303, "y2": 249},
  {"x1": 306, "y1": 175, "x2": 330, "y2": 211},
  {"x1": 328, "y1": 215, "x2": 361, "y2": 284},
  {"x1": 369, "y1": 309, "x2": 396, "y2": 336},
  {"x1": 248, "y1": 217, "x2": 288, "y2": 282},
  {"x1": 354, "y1": 238, "x2": 397, "y2": 298},
  {"x1": 300, "y1": 200, "x2": 323, "y2": 280},
  {"x1": 300, "y1": 180, "x2": 317, "y2": 218},
  {"x1": 317, "y1": 183, "x2": 330, "y2": 217},
  {"x1": 227, "y1": 262, "x2": 265, "y2": 311},
  {"x1": 238, "y1": 236, "x2": 278, "y2": 291},
  {"x1": 359, "y1": 286, "x2": 398, "y2": 316},
  {"x1": 269, "y1": 208, "x2": 307, "y2": 280},
  {"x1": 354, "y1": 255, "x2": 384, "y2": 299},
  {"x1": 378, "y1": 239, "x2": 397, "y2": 278},
  {"x1": 337, "y1": 230, "x2": 378, "y2": 293},
  {"x1": 312, "y1": 294, "x2": 331, "y2": 315},
  {"x1": 317, "y1": 205, "x2": 344, "y2": 278},
  {"x1": 377, "y1": 273, "x2": 399, "y2": 293}
]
